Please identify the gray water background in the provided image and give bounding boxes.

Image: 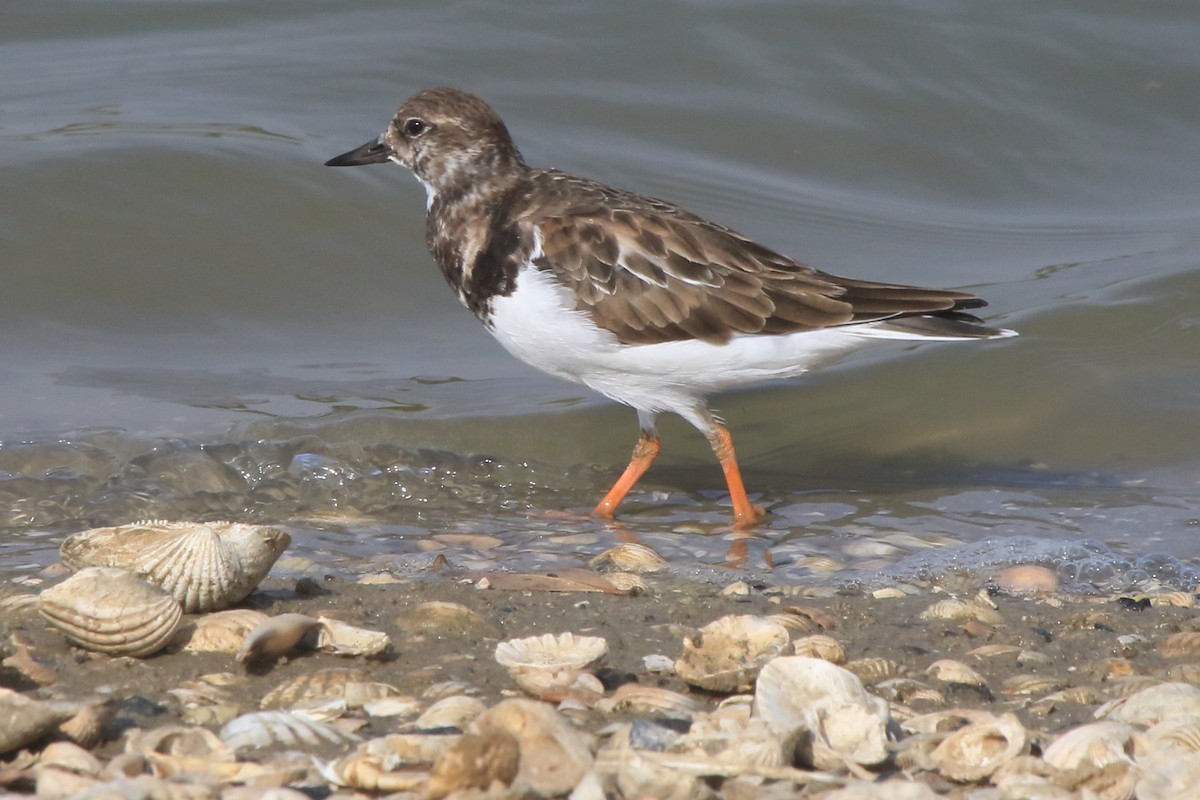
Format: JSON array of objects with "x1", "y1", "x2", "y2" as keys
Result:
[{"x1": 3, "y1": 0, "x2": 1199, "y2": 589}]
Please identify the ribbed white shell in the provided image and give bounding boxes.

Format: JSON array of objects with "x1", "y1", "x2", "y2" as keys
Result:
[
  {"x1": 60, "y1": 521, "x2": 290, "y2": 612},
  {"x1": 39, "y1": 567, "x2": 182, "y2": 658}
]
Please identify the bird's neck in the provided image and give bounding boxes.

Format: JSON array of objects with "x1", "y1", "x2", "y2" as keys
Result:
[{"x1": 425, "y1": 156, "x2": 530, "y2": 320}]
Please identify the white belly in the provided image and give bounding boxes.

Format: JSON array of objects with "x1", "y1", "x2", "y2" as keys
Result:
[{"x1": 485, "y1": 265, "x2": 900, "y2": 414}]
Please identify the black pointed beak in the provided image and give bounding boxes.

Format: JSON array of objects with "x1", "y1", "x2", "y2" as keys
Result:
[{"x1": 325, "y1": 137, "x2": 392, "y2": 167}]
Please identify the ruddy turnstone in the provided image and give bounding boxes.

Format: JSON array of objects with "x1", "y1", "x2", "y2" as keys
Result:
[{"x1": 326, "y1": 87, "x2": 1015, "y2": 528}]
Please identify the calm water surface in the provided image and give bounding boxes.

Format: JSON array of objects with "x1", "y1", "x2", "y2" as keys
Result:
[{"x1": 2, "y1": 1, "x2": 1199, "y2": 590}]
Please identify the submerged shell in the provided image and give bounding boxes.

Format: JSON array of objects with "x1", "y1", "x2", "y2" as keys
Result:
[
  {"x1": 38, "y1": 567, "x2": 182, "y2": 658},
  {"x1": 494, "y1": 632, "x2": 608, "y2": 672},
  {"x1": 674, "y1": 615, "x2": 790, "y2": 692},
  {"x1": 61, "y1": 520, "x2": 290, "y2": 613},
  {"x1": 589, "y1": 542, "x2": 667, "y2": 573}
]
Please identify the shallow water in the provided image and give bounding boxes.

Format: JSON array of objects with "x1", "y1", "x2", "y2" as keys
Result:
[{"x1": 3, "y1": 0, "x2": 1199, "y2": 590}]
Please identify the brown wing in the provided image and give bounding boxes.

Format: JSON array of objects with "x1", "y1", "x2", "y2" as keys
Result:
[{"x1": 532, "y1": 199, "x2": 983, "y2": 345}]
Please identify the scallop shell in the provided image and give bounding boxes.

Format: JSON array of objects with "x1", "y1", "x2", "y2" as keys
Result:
[
  {"x1": 674, "y1": 615, "x2": 790, "y2": 692},
  {"x1": 60, "y1": 520, "x2": 290, "y2": 612},
  {"x1": 792, "y1": 634, "x2": 846, "y2": 664},
  {"x1": 920, "y1": 597, "x2": 1004, "y2": 625},
  {"x1": 765, "y1": 605, "x2": 837, "y2": 634},
  {"x1": 588, "y1": 542, "x2": 667, "y2": 573},
  {"x1": 219, "y1": 710, "x2": 362, "y2": 751},
  {"x1": 929, "y1": 711, "x2": 1028, "y2": 782},
  {"x1": 753, "y1": 656, "x2": 892, "y2": 769},
  {"x1": 262, "y1": 668, "x2": 400, "y2": 711},
  {"x1": 845, "y1": 657, "x2": 911, "y2": 684},
  {"x1": 38, "y1": 567, "x2": 182, "y2": 658},
  {"x1": 494, "y1": 632, "x2": 608, "y2": 672}
]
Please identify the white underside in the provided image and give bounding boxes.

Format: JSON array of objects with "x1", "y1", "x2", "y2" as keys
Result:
[{"x1": 487, "y1": 264, "x2": 1002, "y2": 417}]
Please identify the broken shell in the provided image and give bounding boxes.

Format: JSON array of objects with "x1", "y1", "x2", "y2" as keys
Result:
[
  {"x1": 674, "y1": 615, "x2": 790, "y2": 692},
  {"x1": 753, "y1": 656, "x2": 892, "y2": 769},
  {"x1": 594, "y1": 684, "x2": 699, "y2": 719},
  {"x1": 60, "y1": 520, "x2": 290, "y2": 612},
  {"x1": 1145, "y1": 714, "x2": 1200, "y2": 754},
  {"x1": 1043, "y1": 721, "x2": 1144, "y2": 771},
  {"x1": 792, "y1": 634, "x2": 846, "y2": 664},
  {"x1": 469, "y1": 699, "x2": 594, "y2": 798},
  {"x1": 169, "y1": 609, "x2": 270, "y2": 654},
  {"x1": 0, "y1": 691, "x2": 79, "y2": 755},
  {"x1": 313, "y1": 616, "x2": 391, "y2": 657},
  {"x1": 588, "y1": 542, "x2": 667, "y2": 573},
  {"x1": 874, "y1": 678, "x2": 946, "y2": 706},
  {"x1": 495, "y1": 632, "x2": 608, "y2": 672},
  {"x1": 38, "y1": 567, "x2": 182, "y2": 658},
  {"x1": 57, "y1": 698, "x2": 117, "y2": 749},
  {"x1": 262, "y1": 668, "x2": 400, "y2": 711},
  {"x1": 220, "y1": 710, "x2": 362, "y2": 751},
  {"x1": 126, "y1": 724, "x2": 235, "y2": 762},
  {"x1": 426, "y1": 729, "x2": 521, "y2": 799},
  {"x1": 929, "y1": 711, "x2": 1028, "y2": 782}
]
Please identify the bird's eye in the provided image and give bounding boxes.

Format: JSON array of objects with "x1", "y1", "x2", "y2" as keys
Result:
[{"x1": 403, "y1": 118, "x2": 429, "y2": 137}]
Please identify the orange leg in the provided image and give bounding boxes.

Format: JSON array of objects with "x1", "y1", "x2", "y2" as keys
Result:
[
  {"x1": 592, "y1": 431, "x2": 661, "y2": 520},
  {"x1": 707, "y1": 423, "x2": 765, "y2": 529}
]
